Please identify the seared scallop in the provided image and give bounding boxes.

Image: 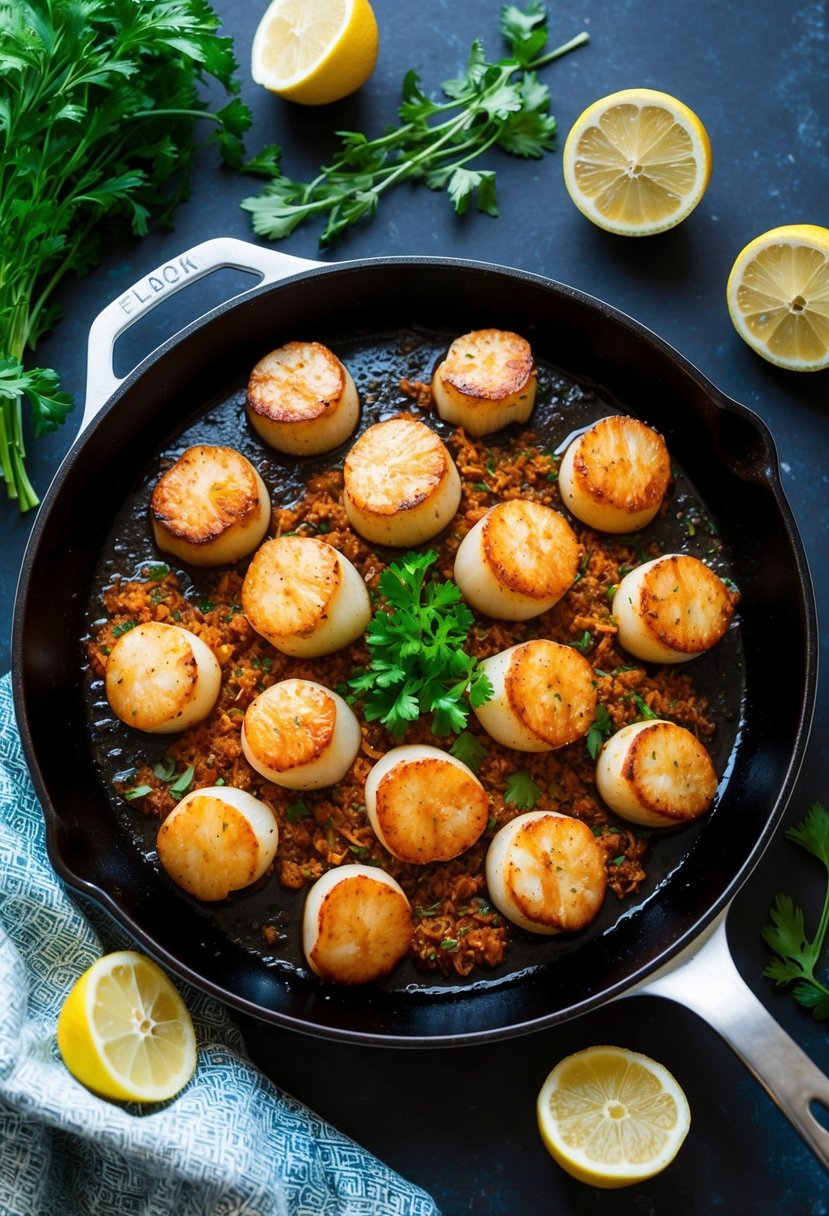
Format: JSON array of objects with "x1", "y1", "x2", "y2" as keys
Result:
[
  {"x1": 342, "y1": 416, "x2": 461, "y2": 546},
  {"x1": 453, "y1": 499, "x2": 581, "y2": 620},
  {"x1": 595, "y1": 719, "x2": 718, "y2": 828},
  {"x1": 485, "y1": 810, "x2": 607, "y2": 934},
  {"x1": 241, "y1": 535, "x2": 371, "y2": 657},
  {"x1": 105, "y1": 621, "x2": 221, "y2": 733},
  {"x1": 246, "y1": 340, "x2": 360, "y2": 456},
  {"x1": 150, "y1": 445, "x2": 271, "y2": 566},
  {"x1": 302, "y1": 864, "x2": 413, "y2": 985},
  {"x1": 473, "y1": 640, "x2": 597, "y2": 752},
  {"x1": 364, "y1": 744, "x2": 489, "y2": 864},
  {"x1": 432, "y1": 329, "x2": 537, "y2": 436},
  {"x1": 156, "y1": 786, "x2": 279, "y2": 901},
  {"x1": 613, "y1": 553, "x2": 737, "y2": 664},
  {"x1": 242, "y1": 678, "x2": 361, "y2": 790},
  {"x1": 557, "y1": 415, "x2": 672, "y2": 533}
]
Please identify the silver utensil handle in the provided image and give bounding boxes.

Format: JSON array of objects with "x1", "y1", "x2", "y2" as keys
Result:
[
  {"x1": 82, "y1": 237, "x2": 324, "y2": 430},
  {"x1": 632, "y1": 910, "x2": 829, "y2": 1170}
]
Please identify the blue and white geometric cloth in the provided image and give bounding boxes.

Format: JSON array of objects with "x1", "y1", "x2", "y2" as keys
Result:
[{"x1": 0, "y1": 673, "x2": 441, "y2": 1216}]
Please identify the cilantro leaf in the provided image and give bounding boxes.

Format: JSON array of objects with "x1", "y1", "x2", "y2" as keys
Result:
[
  {"x1": 762, "y1": 802, "x2": 829, "y2": 1019},
  {"x1": 240, "y1": 4, "x2": 588, "y2": 247}
]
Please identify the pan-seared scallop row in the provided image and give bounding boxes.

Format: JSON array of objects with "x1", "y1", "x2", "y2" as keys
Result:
[
  {"x1": 246, "y1": 340, "x2": 360, "y2": 456},
  {"x1": 432, "y1": 328, "x2": 538, "y2": 436},
  {"x1": 595, "y1": 719, "x2": 719, "y2": 828},
  {"x1": 150, "y1": 444, "x2": 272, "y2": 566},
  {"x1": 156, "y1": 786, "x2": 279, "y2": 902},
  {"x1": 453, "y1": 499, "x2": 581, "y2": 620},
  {"x1": 364, "y1": 744, "x2": 490, "y2": 864},
  {"x1": 473, "y1": 640, "x2": 598, "y2": 752},
  {"x1": 485, "y1": 810, "x2": 608, "y2": 934},
  {"x1": 557, "y1": 415, "x2": 672, "y2": 533},
  {"x1": 241, "y1": 535, "x2": 371, "y2": 657},
  {"x1": 105, "y1": 621, "x2": 221, "y2": 733},
  {"x1": 342, "y1": 415, "x2": 462, "y2": 546},
  {"x1": 302, "y1": 864, "x2": 414, "y2": 985},
  {"x1": 241, "y1": 678, "x2": 361, "y2": 790},
  {"x1": 612, "y1": 553, "x2": 737, "y2": 664}
]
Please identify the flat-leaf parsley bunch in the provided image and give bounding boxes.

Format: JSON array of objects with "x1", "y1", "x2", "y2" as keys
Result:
[
  {"x1": 348, "y1": 549, "x2": 493, "y2": 739},
  {"x1": 241, "y1": 2, "x2": 588, "y2": 247},
  {"x1": 0, "y1": 0, "x2": 251, "y2": 510}
]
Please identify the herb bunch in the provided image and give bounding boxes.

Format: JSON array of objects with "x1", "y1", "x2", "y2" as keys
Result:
[
  {"x1": 348, "y1": 549, "x2": 493, "y2": 740},
  {"x1": 241, "y1": 2, "x2": 588, "y2": 247},
  {"x1": 0, "y1": 0, "x2": 251, "y2": 510},
  {"x1": 762, "y1": 802, "x2": 829, "y2": 1018}
]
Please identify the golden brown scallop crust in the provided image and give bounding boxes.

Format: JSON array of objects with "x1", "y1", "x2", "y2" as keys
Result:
[
  {"x1": 570, "y1": 416, "x2": 671, "y2": 513},
  {"x1": 637, "y1": 554, "x2": 736, "y2": 654},
  {"x1": 505, "y1": 640, "x2": 598, "y2": 748},
  {"x1": 151, "y1": 445, "x2": 263, "y2": 545},
  {"x1": 243, "y1": 680, "x2": 337, "y2": 772},
  {"x1": 622, "y1": 721, "x2": 718, "y2": 821},
  {"x1": 481, "y1": 500, "x2": 581, "y2": 601}
]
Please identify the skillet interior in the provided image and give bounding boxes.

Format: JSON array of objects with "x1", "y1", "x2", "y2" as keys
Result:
[{"x1": 13, "y1": 258, "x2": 816, "y2": 1044}]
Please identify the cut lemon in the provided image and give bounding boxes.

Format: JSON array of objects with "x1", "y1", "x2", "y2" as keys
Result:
[
  {"x1": 56, "y1": 951, "x2": 197, "y2": 1104},
  {"x1": 562, "y1": 88, "x2": 712, "y2": 236},
  {"x1": 537, "y1": 1045, "x2": 691, "y2": 1188},
  {"x1": 726, "y1": 224, "x2": 829, "y2": 371},
  {"x1": 251, "y1": 0, "x2": 379, "y2": 106}
]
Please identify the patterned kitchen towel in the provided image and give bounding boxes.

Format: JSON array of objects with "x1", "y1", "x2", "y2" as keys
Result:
[{"x1": 0, "y1": 672, "x2": 440, "y2": 1216}]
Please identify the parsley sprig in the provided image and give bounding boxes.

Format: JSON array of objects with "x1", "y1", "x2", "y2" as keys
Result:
[
  {"x1": 348, "y1": 550, "x2": 493, "y2": 739},
  {"x1": 0, "y1": 0, "x2": 251, "y2": 510},
  {"x1": 762, "y1": 802, "x2": 829, "y2": 1018},
  {"x1": 241, "y1": 2, "x2": 588, "y2": 247}
]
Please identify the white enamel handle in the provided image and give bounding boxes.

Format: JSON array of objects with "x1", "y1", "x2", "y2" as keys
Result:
[
  {"x1": 627, "y1": 909, "x2": 829, "y2": 1170},
  {"x1": 82, "y1": 237, "x2": 324, "y2": 430}
]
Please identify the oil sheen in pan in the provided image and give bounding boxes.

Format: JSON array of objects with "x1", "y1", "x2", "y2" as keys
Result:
[{"x1": 81, "y1": 325, "x2": 746, "y2": 995}]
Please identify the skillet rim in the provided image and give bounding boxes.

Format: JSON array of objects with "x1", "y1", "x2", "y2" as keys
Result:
[{"x1": 10, "y1": 253, "x2": 819, "y2": 1046}]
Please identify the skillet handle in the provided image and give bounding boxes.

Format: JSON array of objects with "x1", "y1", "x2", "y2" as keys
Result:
[
  {"x1": 82, "y1": 237, "x2": 324, "y2": 431},
  {"x1": 631, "y1": 910, "x2": 829, "y2": 1171}
]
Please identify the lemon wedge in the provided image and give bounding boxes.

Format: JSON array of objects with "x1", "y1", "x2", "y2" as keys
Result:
[
  {"x1": 537, "y1": 1045, "x2": 691, "y2": 1188},
  {"x1": 251, "y1": 0, "x2": 379, "y2": 105},
  {"x1": 57, "y1": 951, "x2": 197, "y2": 1103},
  {"x1": 562, "y1": 88, "x2": 712, "y2": 236},
  {"x1": 726, "y1": 224, "x2": 829, "y2": 371}
]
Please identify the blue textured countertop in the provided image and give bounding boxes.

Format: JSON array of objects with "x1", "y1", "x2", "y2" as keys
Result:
[{"x1": 4, "y1": 2, "x2": 828, "y2": 1211}]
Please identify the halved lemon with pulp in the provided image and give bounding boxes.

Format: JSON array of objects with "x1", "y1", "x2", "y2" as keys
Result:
[
  {"x1": 562, "y1": 88, "x2": 712, "y2": 236},
  {"x1": 537, "y1": 1045, "x2": 691, "y2": 1188},
  {"x1": 726, "y1": 224, "x2": 829, "y2": 370},
  {"x1": 251, "y1": 0, "x2": 379, "y2": 105},
  {"x1": 56, "y1": 951, "x2": 197, "y2": 1103}
]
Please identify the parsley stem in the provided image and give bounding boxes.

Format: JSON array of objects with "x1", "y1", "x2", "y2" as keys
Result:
[
  {"x1": 528, "y1": 30, "x2": 591, "y2": 70},
  {"x1": 241, "y1": 5, "x2": 589, "y2": 247}
]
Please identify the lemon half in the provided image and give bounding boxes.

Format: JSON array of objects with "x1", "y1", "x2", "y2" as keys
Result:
[
  {"x1": 57, "y1": 951, "x2": 197, "y2": 1103},
  {"x1": 726, "y1": 224, "x2": 829, "y2": 371},
  {"x1": 563, "y1": 88, "x2": 712, "y2": 236},
  {"x1": 537, "y1": 1045, "x2": 691, "y2": 1188},
  {"x1": 251, "y1": 0, "x2": 379, "y2": 105}
]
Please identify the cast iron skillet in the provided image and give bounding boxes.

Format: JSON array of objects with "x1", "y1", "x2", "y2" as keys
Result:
[{"x1": 11, "y1": 239, "x2": 828, "y2": 1164}]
